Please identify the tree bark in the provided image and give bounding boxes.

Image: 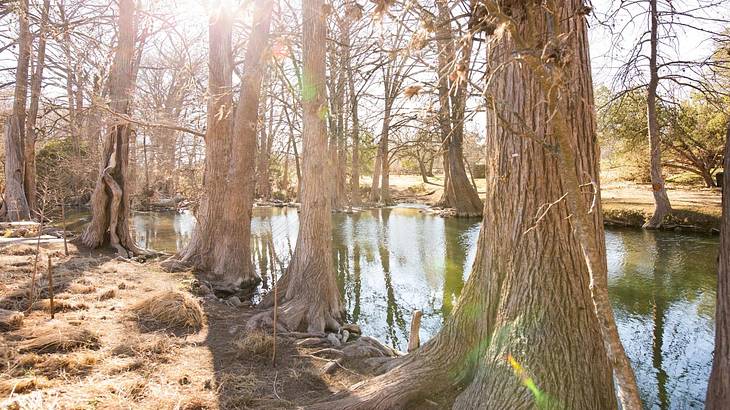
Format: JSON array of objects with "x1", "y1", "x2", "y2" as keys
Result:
[
  {"x1": 23, "y1": 0, "x2": 50, "y2": 213},
  {"x1": 347, "y1": 47, "x2": 361, "y2": 206},
  {"x1": 378, "y1": 107, "x2": 392, "y2": 205},
  {"x1": 81, "y1": 0, "x2": 139, "y2": 256},
  {"x1": 644, "y1": 0, "x2": 672, "y2": 229},
  {"x1": 3, "y1": 0, "x2": 32, "y2": 222},
  {"x1": 434, "y1": 0, "x2": 482, "y2": 217},
  {"x1": 706, "y1": 123, "x2": 730, "y2": 408},
  {"x1": 163, "y1": 0, "x2": 271, "y2": 290},
  {"x1": 313, "y1": 3, "x2": 618, "y2": 408},
  {"x1": 249, "y1": 0, "x2": 342, "y2": 333},
  {"x1": 370, "y1": 145, "x2": 382, "y2": 203}
]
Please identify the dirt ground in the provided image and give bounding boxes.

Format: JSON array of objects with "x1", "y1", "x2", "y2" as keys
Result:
[{"x1": 0, "y1": 242, "x2": 381, "y2": 410}]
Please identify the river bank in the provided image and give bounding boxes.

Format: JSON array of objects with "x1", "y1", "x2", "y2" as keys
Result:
[
  {"x1": 0, "y1": 242, "x2": 398, "y2": 409},
  {"x1": 383, "y1": 174, "x2": 723, "y2": 233}
]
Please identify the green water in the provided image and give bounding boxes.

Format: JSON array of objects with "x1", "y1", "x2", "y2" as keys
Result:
[{"x1": 66, "y1": 206, "x2": 719, "y2": 409}]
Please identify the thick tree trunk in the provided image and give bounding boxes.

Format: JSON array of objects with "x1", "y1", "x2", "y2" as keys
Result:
[
  {"x1": 434, "y1": 0, "x2": 482, "y2": 217},
  {"x1": 3, "y1": 0, "x2": 32, "y2": 222},
  {"x1": 644, "y1": 0, "x2": 672, "y2": 229},
  {"x1": 81, "y1": 0, "x2": 139, "y2": 256},
  {"x1": 313, "y1": 3, "x2": 619, "y2": 409},
  {"x1": 706, "y1": 124, "x2": 730, "y2": 408},
  {"x1": 163, "y1": 0, "x2": 271, "y2": 290},
  {"x1": 249, "y1": 0, "x2": 342, "y2": 332},
  {"x1": 23, "y1": 0, "x2": 50, "y2": 213}
]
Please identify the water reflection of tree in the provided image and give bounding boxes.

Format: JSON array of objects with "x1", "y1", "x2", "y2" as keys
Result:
[
  {"x1": 609, "y1": 229, "x2": 718, "y2": 409},
  {"x1": 650, "y1": 232, "x2": 669, "y2": 410},
  {"x1": 378, "y1": 209, "x2": 407, "y2": 348},
  {"x1": 442, "y1": 225, "x2": 466, "y2": 319}
]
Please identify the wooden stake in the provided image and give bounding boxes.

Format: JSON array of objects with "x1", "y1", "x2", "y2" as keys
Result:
[
  {"x1": 272, "y1": 270, "x2": 278, "y2": 367},
  {"x1": 408, "y1": 309, "x2": 423, "y2": 352},
  {"x1": 47, "y1": 255, "x2": 54, "y2": 319}
]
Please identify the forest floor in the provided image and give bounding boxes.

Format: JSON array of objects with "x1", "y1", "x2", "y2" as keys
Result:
[
  {"x1": 0, "y1": 242, "x2": 386, "y2": 410},
  {"x1": 374, "y1": 173, "x2": 723, "y2": 232}
]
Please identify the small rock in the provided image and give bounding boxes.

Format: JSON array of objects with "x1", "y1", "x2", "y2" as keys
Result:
[
  {"x1": 199, "y1": 284, "x2": 212, "y2": 296},
  {"x1": 343, "y1": 324, "x2": 361, "y2": 334},
  {"x1": 326, "y1": 333, "x2": 341, "y2": 347},
  {"x1": 227, "y1": 296, "x2": 242, "y2": 307},
  {"x1": 341, "y1": 329, "x2": 350, "y2": 343}
]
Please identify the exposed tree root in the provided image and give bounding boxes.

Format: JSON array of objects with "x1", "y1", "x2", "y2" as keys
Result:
[{"x1": 247, "y1": 297, "x2": 341, "y2": 334}]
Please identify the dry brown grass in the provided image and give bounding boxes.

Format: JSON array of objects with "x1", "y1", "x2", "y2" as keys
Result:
[
  {"x1": 31, "y1": 298, "x2": 88, "y2": 312},
  {"x1": 67, "y1": 283, "x2": 97, "y2": 294},
  {"x1": 0, "y1": 376, "x2": 50, "y2": 396},
  {"x1": 218, "y1": 372, "x2": 260, "y2": 408},
  {"x1": 18, "y1": 322, "x2": 100, "y2": 354},
  {"x1": 128, "y1": 290, "x2": 204, "y2": 331},
  {"x1": 178, "y1": 396, "x2": 214, "y2": 410},
  {"x1": 98, "y1": 288, "x2": 117, "y2": 300},
  {"x1": 0, "y1": 308, "x2": 24, "y2": 330},
  {"x1": 13, "y1": 351, "x2": 98, "y2": 377},
  {"x1": 0, "y1": 245, "x2": 37, "y2": 256},
  {"x1": 234, "y1": 331, "x2": 276, "y2": 360}
]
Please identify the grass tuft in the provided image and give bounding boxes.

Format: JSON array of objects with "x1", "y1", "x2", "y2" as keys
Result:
[
  {"x1": 128, "y1": 290, "x2": 204, "y2": 331},
  {"x1": 234, "y1": 331, "x2": 276, "y2": 360},
  {"x1": 18, "y1": 322, "x2": 100, "y2": 354}
]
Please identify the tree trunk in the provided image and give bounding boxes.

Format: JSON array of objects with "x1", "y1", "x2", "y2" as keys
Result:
[
  {"x1": 378, "y1": 107, "x2": 392, "y2": 205},
  {"x1": 23, "y1": 0, "x2": 50, "y2": 213},
  {"x1": 644, "y1": 0, "x2": 672, "y2": 229},
  {"x1": 313, "y1": 3, "x2": 618, "y2": 408},
  {"x1": 3, "y1": 0, "x2": 32, "y2": 222},
  {"x1": 706, "y1": 124, "x2": 730, "y2": 408},
  {"x1": 348, "y1": 56, "x2": 361, "y2": 206},
  {"x1": 81, "y1": 0, "x2": 139, "y2": 256},
  {"x1": 249, "y1": 0, "x2": 342, "y2": 333},
  {"x1": 163, "y1": 0, "x2": 271, "y2": 290},
  {"x1": 417, "y1": 156, "x2": 429, "y2": 184},
  {"x1": 370, "y1": 145, "x2": 382, "y2": 203},
  {"x1": 434, "y1": 0, "x2": 482, "y2": 217}
]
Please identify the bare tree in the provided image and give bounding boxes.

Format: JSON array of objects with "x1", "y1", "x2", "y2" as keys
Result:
[
  {"x1": 81, "y1": 0, "x2": 141, "y2": 255},
  {"x1": 3, "y1": 0, "x2": 32, "y2": 221},
  {"x1": 163, "y1": 0, "x2": 273, "y2": 290},
  {"x1": 249, "y1": 0, "x2": 342, "y2": 332}
]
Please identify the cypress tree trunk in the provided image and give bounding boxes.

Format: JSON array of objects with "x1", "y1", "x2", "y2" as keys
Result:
[
  {"x1": 249, "y1": 0, "x2": 342, "y2": 332},
  {"x1": 313, "y1": 3, "x2": 621, "y2": 408},
  {"x1": 434, "y1": 0, "x2": 482, "y2": 217},
  {"x1": 24, "y1": 0, "x2": 50, "y2": 213},
  {"x1": 3, "y1": 0, "x2": 31, "y2": 222},
  {"x1": 163, "y1": 0, "x2": 272, "y2": 290},
  {"x1": 706, "y1": 124, "x2": 730, "y2": 408},
  {"x1": 81, "y1": 0, "x2": 139, "y2": 255}
]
